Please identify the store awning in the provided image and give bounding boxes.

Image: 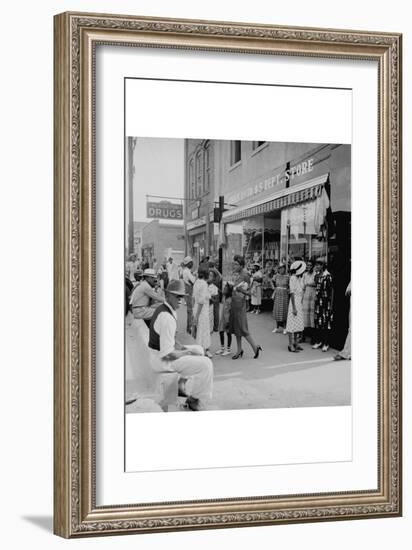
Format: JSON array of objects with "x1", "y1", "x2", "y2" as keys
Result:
[
  {"x1": 222, "y1": 174, "x2": 329, "y2": 224},
  {"x1": 187, "y1": 225, "x2": 207, "y2": 237}
]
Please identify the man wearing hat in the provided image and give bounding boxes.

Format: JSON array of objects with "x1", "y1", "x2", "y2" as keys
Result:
[
  {"x1": 149, "y1": 280, "x2": 213, "y2": 411},
  {"x1": 129, "y1": 268, "x2": 165, "y2": 327},
  {"x1": 182, "y1": 256, "x2": 196, "y2": 334}
]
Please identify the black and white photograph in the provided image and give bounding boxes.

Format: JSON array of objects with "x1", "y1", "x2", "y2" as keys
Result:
[{"x1": 125, "y1": 137, "x2": 351, "y2": 414}]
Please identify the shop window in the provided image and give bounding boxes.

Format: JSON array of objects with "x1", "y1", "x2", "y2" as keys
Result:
[
  {"x1": 230, "y1": 140, "x2": 241, "y2": 165},
  {"x1": 280, "y1": 192, "x2": 329, "y2": 262}
]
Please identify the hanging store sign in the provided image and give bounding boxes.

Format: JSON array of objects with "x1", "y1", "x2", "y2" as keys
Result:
[
  {"x1": 146, "y1": 200, "x2": 183, "y2": 220},
  {"x1": 226, "y1": 158, "x2": 314, "y2": 206}
]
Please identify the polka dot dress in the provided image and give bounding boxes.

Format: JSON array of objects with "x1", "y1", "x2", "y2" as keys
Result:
[{"x1": 286, "y1": 275, "x2": 304, "y2": 333}]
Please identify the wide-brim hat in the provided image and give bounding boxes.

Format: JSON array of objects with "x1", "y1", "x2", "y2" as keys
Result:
[
  {"x1": 183, "y1": 255, "x2": 193, "y2": 266},
  {"x1": 290, "y1": 260, "x2": 306, "y2": 276},
  {"x1": 165, "y1": 279, "x2": 187, "y2": 296},
  {"x1": 143, "y1": 268, "x2": 156, "y2": 278}
]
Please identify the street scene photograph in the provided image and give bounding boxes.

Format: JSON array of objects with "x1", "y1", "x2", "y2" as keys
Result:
[{"x1": 125, "y1": 137, "x2": 351, "y2": 413}]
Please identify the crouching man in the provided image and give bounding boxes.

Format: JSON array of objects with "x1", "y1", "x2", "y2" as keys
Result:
[{"x1": 148, "y1": 279, "x2": 213, "y2": 411}]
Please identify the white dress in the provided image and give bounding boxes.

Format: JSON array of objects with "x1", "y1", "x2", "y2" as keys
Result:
[
  {"x1": 286, "y1": 275, "x2": 304, "y2": 333},
  {"x1": 208, "y1": 283, "x2": 218, "y2": 333},
  {"x1": 193, "y1": 279, "x2": 211, "y2": 350},
  {"x1": 251, "y1": 270, "x2": 263, "y2": 306}
]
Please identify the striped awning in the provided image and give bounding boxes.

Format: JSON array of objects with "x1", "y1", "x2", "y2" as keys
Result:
[{"x1": 223, "y1": 175, "x2": 328, "y2": 224}]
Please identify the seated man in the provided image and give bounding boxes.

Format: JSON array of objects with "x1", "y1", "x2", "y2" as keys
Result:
[
  {"x1": 148, "y1": 279, "x2": 213, "y2": 411},
  {"x1": 130, "y1": 268, "x2": 165, "y2": 327}
]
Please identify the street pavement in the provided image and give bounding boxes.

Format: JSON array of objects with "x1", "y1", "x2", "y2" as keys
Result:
[{"x1": 126, "y1": 304, "x2": 351, "y2": 413}]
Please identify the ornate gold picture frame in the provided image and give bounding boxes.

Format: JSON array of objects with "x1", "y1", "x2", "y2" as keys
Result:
[{"x1": 54, "y1": 11, "x2": 402, "y2": 538}]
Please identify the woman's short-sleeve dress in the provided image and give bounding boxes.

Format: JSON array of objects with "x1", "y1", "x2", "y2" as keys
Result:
[
  {"x1": 272, "y1": 273, "x2": 290, "y2": 322},
  {"x1": 228, "y1": 270, "x2": 250, "y2": 337},
  {"x1": 286, "y1": 275, "x2": 304, "y2": 333},
  {"x1": 193, "y1": 278, "x2": 211, "y2": 350}
]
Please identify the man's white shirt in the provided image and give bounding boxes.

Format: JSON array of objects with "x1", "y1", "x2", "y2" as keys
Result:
[
  {"x1": 182, "y1": 267, "x2": 196, "y2": 285},
  {"x1": 153, "y1": 301, "x2": 177, "y2": 359}
]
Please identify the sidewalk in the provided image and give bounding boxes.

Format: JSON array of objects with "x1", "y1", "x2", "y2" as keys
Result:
[
  {"x1": 126, "y1": 305, "x2": 351, "y2": 413},
  {"x1": 176, "y1": 306, "x2": 351, "y2": 410}
]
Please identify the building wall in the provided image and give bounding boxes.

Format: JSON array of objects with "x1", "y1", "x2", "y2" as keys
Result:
[
  {"x1": 142, "y1": 220, "x2": 185, "y2": 264},
  {"x1": 185, "y1": 139, "x2": 216, "y2": 219},
  {"x1": 216, "y1": 141, "x2": 351, "y2": 214},
  {"x1": 215, "y1": 140, "x2": 323, "y2": 204}
]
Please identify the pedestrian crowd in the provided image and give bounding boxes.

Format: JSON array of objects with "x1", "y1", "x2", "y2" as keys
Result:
[{"x1": 125, "y1": 252, "x2": 351, "y2": 411}]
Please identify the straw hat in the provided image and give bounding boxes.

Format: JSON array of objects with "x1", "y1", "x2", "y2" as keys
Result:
[
  {"x1": 290, "y1": 260, "x2": 306, "y2": 276},
  {"x1": 183, "y1": 256, "x2": 193, "y2": 266},
  {"x1": 143, "y1": 268, "x2": 156, "y2": 278}
]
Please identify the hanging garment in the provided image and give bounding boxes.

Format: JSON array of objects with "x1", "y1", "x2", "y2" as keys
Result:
[
  {"x1": 314, "y1": 188, "x2": 330, "y2": 233},
  {"x1": 289, "y1": 206, "x2": 305, "y2": 239},
  {"x1": 302, "y1": 200, "x2": 318, "y2": 235},
  {"x1": 281, "y1": 208, "x2": 289, "y2": 236}
]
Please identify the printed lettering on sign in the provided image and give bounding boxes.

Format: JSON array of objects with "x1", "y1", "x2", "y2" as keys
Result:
[
  {"x1": 146, "y1": 201, "x2": 183, "y2": 220},
  {"x1": 227, "y1": 158, "x2": 314, "y2": 205}
]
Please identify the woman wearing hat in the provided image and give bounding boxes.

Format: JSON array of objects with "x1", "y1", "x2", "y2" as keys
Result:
[
  {"x1": 286, "y1": 261, "x2": 306, "y2": 352},
  {"x1": 312, "y1": 257, "x2": 334, "y2": 352},
  {"x1": 271, "y1": 263, "x2": 290, "y2": 333},
  {"x1": 250, "y1": 263, "x2": 263, "y2": 314}
]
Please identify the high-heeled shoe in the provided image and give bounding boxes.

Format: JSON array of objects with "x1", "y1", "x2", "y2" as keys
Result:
[
  {"x1": 232, "y1": 350, "x2": 244, "y2": 360},
  {"x1": 253, "y1": 345, "x2": 263, "y2": 359}
]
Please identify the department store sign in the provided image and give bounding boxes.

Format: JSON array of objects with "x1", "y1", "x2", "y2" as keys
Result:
[{"x1": 227, "y1": 158, "x2": 314, "y2": 206}]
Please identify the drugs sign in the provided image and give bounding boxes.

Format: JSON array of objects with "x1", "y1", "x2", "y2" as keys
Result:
[{"x1": 146, "y1": 200, "x2": 183, "y2": 220}]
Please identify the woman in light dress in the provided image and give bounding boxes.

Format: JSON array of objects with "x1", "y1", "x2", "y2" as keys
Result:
[
  {"x1": 192, "y1": 266, "x2": 213, "y2": 358},
  {"x1": 286, "y1": 260, "x2": 306, "y2": 352},
  {"x1": 250, "y1": 263, "x2": 263, "y2": 314}
]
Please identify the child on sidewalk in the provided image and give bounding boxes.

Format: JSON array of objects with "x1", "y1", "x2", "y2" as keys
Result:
[{"x1": 215, "y1": 282, "x2": 233, "y2": 356}]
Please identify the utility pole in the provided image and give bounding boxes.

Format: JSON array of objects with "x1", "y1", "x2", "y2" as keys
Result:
[
  {"x1": 127, "y1": 137, "x2": 137, "y2": 256},
  {"x1": 218, "y1": 195, "x2": 224, "y2": 274},
  {"x1": 205, "y1": 199, "x2": 210, "y2": 257}
]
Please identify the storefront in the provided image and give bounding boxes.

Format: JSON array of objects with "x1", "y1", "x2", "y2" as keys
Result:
[
  {"x1": 186, "y1": 213, "x2": 219, "y2": 266},
  {"x1": 222, "y1": 174, "x2": 330, "y2": 278},
  {"x1": 186, "y1": 217, "x2": 207, "y2": 266}
]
